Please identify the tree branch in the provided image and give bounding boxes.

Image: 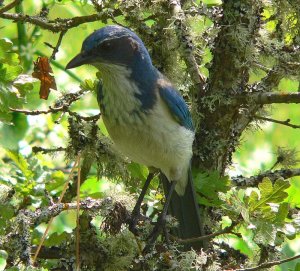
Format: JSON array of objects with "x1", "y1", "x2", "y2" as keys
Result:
[
  {"x1": 0, "y1": 10, "x2": 122, "y2": 32},
  {"x1": 10, "y1": 106, "x2": 66, "y2": 115},
  {"x1": 254, "y1": 115, "x2": 300, "y2": 129},
  {"x1": 9, "y1": 87, "x2": 101, "y2": 122},
  {"x1": 235, "y1": 254, "x2": 300, "y2": 271},
  {"x1": 0, "y1": 0, "x2": 21, "y2": 14},
  {"x1": 232, "y1": 168, "x2": 300, "y2": 187},
  {"x1": 178, "y1": 221, "x2": 239, "y2": 244},
  {"x1": 49, "y1": 30, "x2": 67, "y2": 60},
  {"x1": 236, "y1": 92, "x2": 300, "y2": 105},
  {"x1": 32, "y1": 198, "x2": 113, "y2": 226},
  {"x1": 32, "y1": 146, "x2": 66, "y2": 154}
]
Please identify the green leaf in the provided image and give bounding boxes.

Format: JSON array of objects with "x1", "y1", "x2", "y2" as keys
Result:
[
  {"x1": 278, "y1": 78, "x2": 299, "y2": 92},
  {"x1": 0, "y1": 63, "x2": 23, "y2": 82},
  {"x1": 0, "y1": 112, "x2": 28, "y2": 149},
  {"x1": 46, "y1": 170, "x2": 66, "y2": 192},
  {"x1": 253, "y1": 221, "x2": 277, "y2": 245},
  {"x1": 282, "y1": 223, "x2": 296, "y2": 239},
  {"x1": 81, "y1": 79, "x2": 96, "y2": 91},
  {"x1": 44, "y1": 232, "x2": 70, "y2": 247},
  {"x1": 0, "y1": 205, "x2": 14, "y2": 219},
  {"x1": 249, "y1": 178, "x2": 290, "y2": 212},
  {"x1": 13, "y1": 74, "x2": 36, "y2": 96},
  {"x1": 275, "y1": 202, "x2": 289, "y2": 223},
  {"x1": 194, "y1": 171, "x2": 231, "y2": 207},
  {"x1": 201, "y1": 0, "x2": 222, "y2": 6},
  {"x1": 0, "y1": 39, "x2": 13, "y2": 62},
  {"x1": 0, "y1": 250, "x2": 7, "y2": 271},
  {"x1": 127, "y1": 162, "x2": 149, "y2": 180},
  {"x1": 294, "y1": 262, "x2": 300, "y2": 271},
  {"x1": 0, "y1": 39, "x2": 26, "y2": 124},
  {"x1": 0, "y1": 84, "x2": 22, "y2": 112},
  {"x1": 80, "y1": 176, "x2": 109, "y2": 198},
  {"x1": 0, "y1": 111, "x2": 12, "y2": 124},
  {"x1": 5, "y1": 150, "x2": 33, "y2": 181}
]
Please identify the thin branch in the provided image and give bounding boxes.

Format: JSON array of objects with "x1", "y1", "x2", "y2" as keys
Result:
[
  {"x1": 68, "y1": 111, "x2": 101, "y2": 122},
  {"x1": 32, "y1": 146, "x2": 66, "y2": 154},
  {"x1": 254, "y1": 115, "x2": 300, "y2": 129},
  {"x1": 0, "y1": 10, "x2": 122, "y2": 32},
  {"x1": 232, "y1": 168, "x2": 300, "y2": 187},
  {"x1": 235, "y1": 254, "x2": 300, "y2": 271},
  {"x1": 10, "y1": 106, "x2": 66, "y2": 115},
  {"x1": 9, "y1": 107, "x2": 101, "y2": 121},
  {"x1": 33, "y1": 198, "x2": 114, "y2": 226},
  {"x1": 178, "y1": 221, "x2": 239, "y2": 244},
  {"x1": 91, "y1": 0, "x2": 103, "y2": 12},
  {"x1": 236, "y1": 92, "x2": 300, "y2": 105},
  {"x1": 0, "y1": 0, "x2": 21, "y2": 14},
  {"x1": 50, "y1": 30, "x2": 67, "y2": 60},
  {"x1": 33, "y1": 157, "x2": 80, "y2": 263}
]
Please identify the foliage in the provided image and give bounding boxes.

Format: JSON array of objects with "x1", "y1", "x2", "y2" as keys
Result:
[{"x1": 0, "y1": 0, "x2": 300, "y2": 270}]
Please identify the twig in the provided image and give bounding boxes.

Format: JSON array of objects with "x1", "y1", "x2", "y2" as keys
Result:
[
  {"x1": 10, "y1": 106, "x2": 65, "y2": 115},
  {"x1": 91, "y1": 0, "x2": 103, "y2": 12},
  {"x1": 32, "y1": 146, "x2": 66, "y2": 154},
  {"x1": 9, "y1": 107, "x2": 101, "y2": 121},
  {"x1": 0, "y1": 10, "x2": 122, "y2": 32},
  {"x1": 68, "y1": 111, "x2": 101, "y2": 122},
  {"x1": 0, "y1": 0, "x2": 21, "y2": 14},
  {"x1": 235, "y1": 254, "x2": 300, "y2": 271},
  {"x1": 32, "y1": 157, "x2": 80, "y2": 264},
  {"x1": 254, "y1": 115, "x2": 300, "y2": 129},
  {"x1": 232, "y1": 168, "x2": 300, "y2": 187},
  {"x1": 236, "y1": 92, "x2": 300, "y2": 105},
  {"x1": 50, "y1": 30, "x2": 67, "y2": 60},
  {"x1": 35, "y1": 49, "x2": 82, "y2": 83},
  {"x1": 9, "y1": 89, "x2": 85, "y2": 116},
  {"x1": 178, "y1": 221, "x2": 238, "y2": 244},
  {"x1": 33, "y1": 198, "x2": 114, "y2": 226}
]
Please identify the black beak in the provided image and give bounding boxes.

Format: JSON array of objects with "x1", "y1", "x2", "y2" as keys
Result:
[{"x1": 65, "y1": 53, "x2": 93, "y2": 69}]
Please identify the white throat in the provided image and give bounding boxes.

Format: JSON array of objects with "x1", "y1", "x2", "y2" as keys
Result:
[{"x1": 97, "y1": 63, "x2": 143, "y2": 123}]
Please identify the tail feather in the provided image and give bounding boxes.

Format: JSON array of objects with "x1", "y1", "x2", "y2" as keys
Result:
[{"x1": 161, "y1": 168, "x2": 203, "y2": 250}]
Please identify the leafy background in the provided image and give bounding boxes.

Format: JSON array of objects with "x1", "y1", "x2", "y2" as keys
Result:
[{"x1": 0, "y1": 0, "x2": 300, "y2": 270}]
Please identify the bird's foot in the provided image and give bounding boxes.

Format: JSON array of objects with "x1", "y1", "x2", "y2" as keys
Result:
[
  {"x1": 128, "y1": 210, "x2": 140, "y2": 235},
  {"x1": 143, "y1": 215, "x2": 167, "y2": 254},
  {"x1": 128, "y1": 209, "x2": 149, "y2": 235}
]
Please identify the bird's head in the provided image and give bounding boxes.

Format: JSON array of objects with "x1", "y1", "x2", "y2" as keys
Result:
[{"x1": 66, "y1": 25, "x2": 152, "y2": 71}]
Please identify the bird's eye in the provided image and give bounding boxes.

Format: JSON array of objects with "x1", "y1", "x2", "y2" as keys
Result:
[{"x1": 100, "y1": 41, "x2": 111, "y2": 50}]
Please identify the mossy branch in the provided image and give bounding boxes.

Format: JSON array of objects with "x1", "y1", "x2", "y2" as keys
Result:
[{"x1": 232, "y1": 168, "x2": 300, "y2": 187}]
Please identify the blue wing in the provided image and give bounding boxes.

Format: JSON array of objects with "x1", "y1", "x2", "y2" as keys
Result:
[{"x1": 158, "y1": 80, "x2": 194, "y2": 131}]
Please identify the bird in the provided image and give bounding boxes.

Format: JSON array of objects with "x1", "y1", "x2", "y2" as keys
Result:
[{"x1": 66, "y1": 25, "x2": 203, "y2": 250}]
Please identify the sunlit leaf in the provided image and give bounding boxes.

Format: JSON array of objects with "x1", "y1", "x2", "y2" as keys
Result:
[
  {"x1": 249, "y1": 178, "x2": 290, "y2": 212},
  {"x1": 0, "y1": 113, "x2": 28, "y2": 150},
  {"x1": 80, "y1": 176, "x2": 109, "y2": 198},
  {"x1": 5, "y1": 150, "x2": 33, "y2": 181}
]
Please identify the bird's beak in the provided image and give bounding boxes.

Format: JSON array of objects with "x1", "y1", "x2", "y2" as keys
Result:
[{"x1": 65, "y1": 52, "x2": 94, "y2": 69}]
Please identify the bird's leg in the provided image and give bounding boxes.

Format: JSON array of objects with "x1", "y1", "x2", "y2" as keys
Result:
[
  {"x1": 143, "y1": 180, "x2": 176, "y2": 254},
  {"x1": 129, "y1": 172, "x2": 155, "y2": 235}
]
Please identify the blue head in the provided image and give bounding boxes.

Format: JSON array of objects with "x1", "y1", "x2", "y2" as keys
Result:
[
  {"x1": 66, "y1": 25, "x2": 153, "y2": 70},
  {"x1": 66, "y1": 25, "x2": 158, "y2": 111}
]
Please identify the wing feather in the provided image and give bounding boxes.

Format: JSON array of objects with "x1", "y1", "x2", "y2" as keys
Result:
[{"x1": 158, "y1": 79, "x2": 194, "y2": 131}]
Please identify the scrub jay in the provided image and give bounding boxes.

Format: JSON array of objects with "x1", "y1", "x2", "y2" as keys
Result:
[{"x1": 66, "y1": 25, "x2": 202, "y2": 250}]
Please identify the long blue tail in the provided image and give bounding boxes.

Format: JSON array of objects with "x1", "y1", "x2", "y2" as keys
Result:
[{"x1": 161, "y1": 168, "x2": 203, "y2": 250}]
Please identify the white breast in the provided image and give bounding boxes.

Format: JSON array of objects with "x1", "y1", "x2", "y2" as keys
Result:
[{"x1": 99, "y1": 64, "x2": 194, "y2": 195}]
